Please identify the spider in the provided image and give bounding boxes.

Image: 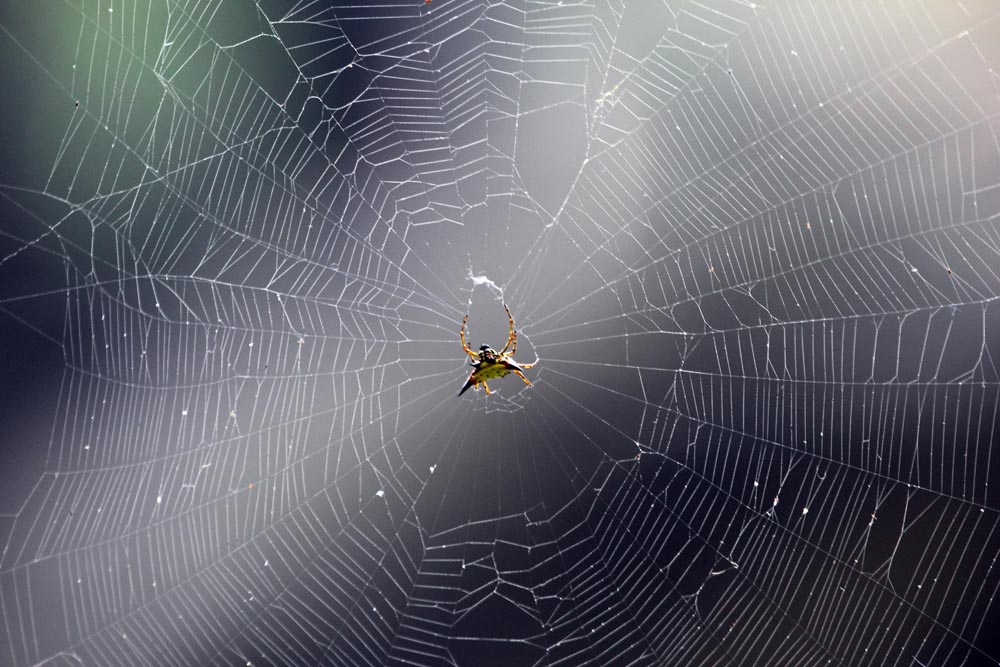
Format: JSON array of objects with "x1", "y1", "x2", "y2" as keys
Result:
[{"x1": 458, "y1": 304, "x2": 534, "y2": 396}]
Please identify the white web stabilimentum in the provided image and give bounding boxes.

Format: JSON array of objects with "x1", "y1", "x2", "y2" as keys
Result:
[{"x1": 1, "y1": 1, "x2": 1000, "y2": 666}]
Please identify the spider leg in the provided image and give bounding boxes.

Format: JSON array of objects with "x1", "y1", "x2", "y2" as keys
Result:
[
  {"x1": 460, "y1": 314, "x2": 477, "y2": 360},
  {"x1": 482, "y1": 381, "x2": 492, "y2": 395},
  {"x1": 511, "y1": 369, "x2": 532, "y2": 387},
  {"x1": 500, "y1": 303, "x2": 517, "y2": 355}
]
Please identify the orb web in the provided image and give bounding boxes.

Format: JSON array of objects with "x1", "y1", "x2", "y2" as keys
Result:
[{"x1": 1, "y1": 1, "x2": 1000, "y2": 666}]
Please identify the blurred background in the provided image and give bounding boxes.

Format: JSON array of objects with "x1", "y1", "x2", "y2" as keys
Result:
[{"x1": 2, "y1": 1, "x2": 1000, "y2": 665}]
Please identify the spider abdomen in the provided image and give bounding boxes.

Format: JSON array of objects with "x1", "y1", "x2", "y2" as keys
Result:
[{"x1": 475, "y1": 362, "x2": 513, "y2": 381}]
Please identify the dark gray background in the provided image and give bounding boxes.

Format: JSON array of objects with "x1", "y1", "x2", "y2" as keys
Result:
[{"x1": 2, "y1": 1, "x2": 1000, "y2": 665}]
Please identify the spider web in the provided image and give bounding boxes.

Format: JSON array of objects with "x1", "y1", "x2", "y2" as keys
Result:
[{"x1": 2, "y1": 0, "x2": 1000, "y2": 665}]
